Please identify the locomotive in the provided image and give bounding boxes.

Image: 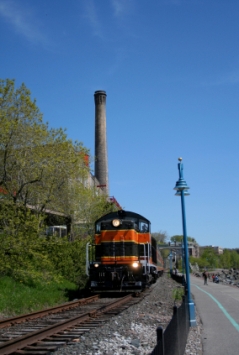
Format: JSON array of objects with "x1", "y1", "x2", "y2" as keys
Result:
[{"x1": 86, "y1": 210, "x2": 164, "y2": 292}]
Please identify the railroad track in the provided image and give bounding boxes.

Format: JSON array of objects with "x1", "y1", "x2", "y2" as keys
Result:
[
  {"x1": 0, "y1": 289, "x2": 152, "y2": 355},
  {"x1": 0, "y1": 295, "x2": 100, "y2": 330}
]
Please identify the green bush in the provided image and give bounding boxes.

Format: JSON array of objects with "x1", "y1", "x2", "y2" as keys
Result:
[
  {"x1": 173, "y1": 287, "x2": 184, "y2": 301},
  {"x1": 0, "y1": 202, "x2": 90, "y2": 288},
  {"x1": 42, "y1": 236, "x2": 90, "y2": 288}
]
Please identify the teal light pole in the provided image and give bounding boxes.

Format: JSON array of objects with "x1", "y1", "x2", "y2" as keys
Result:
[
  {"x1": 169, "y1": 251, "x2": 173, "y2": 274},
  {"x1": 174, "y1": 158, "x2": 196, "y2": 327}
]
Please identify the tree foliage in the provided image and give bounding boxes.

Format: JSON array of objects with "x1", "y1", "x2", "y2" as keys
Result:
[
  {"x1": 0, "y1": 79, "x2": 119, "y2": 288},
  {"x1": 170, "y1": 235, "x2": 198, "y2": 244},
  {"x1": 190, "y1": 247, "x2": 239, "y2": 270},
  {"x1": 71, "y1": 188, "x2": 118, "y2": 240},
  {"x1": 40, "y1": 236, "x2": 90, "y2": 288},
  {"x1": 218, "y1": 249, "x2": 239, "y2": 269},
  {"x1": 151, "y1": 230, "x2": 168, "y2": 244},
  {"x1": 0, "y1": 203, "x2": 91, "y2": 287},
  {"x1": 0, "y1": 79, "x2": 88, "y2": 217},
  {"x1": 201, "y1": 247, "x2": 218, "y2": 268},
  {"x1": 0, "y1": 201, "x2": 54, "y2": 285}
]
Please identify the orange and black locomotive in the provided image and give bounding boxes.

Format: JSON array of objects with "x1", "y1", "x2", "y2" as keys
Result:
[{"x1": 86, "y1": 210, "x2": 164, "y2": 292}]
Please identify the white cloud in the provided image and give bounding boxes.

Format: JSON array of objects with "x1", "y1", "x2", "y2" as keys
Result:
[
  {"x1": 111, "y1": 0, "x2": 130, "y2": 17},
  {"x1": 83, "y1": 0, "x2": 104, "y2": 40},
  {"x1": 111, "y1": 0, "x2": 136, "y2": 19},
  {"x1": 0, "y1": 0, "x2": 48, "y2": 46}
]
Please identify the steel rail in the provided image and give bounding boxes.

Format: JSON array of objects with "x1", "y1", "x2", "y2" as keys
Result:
[
  {"x1": 0, "y1": 294, "x2": 133, "y2": 355},
  {"x1": 0, "y1": 295, "x2": 100, "y2": 329}
]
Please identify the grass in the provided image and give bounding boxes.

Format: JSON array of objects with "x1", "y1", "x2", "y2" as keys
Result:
[
  {"x1": 0, "y1": 276, "x2": 79, "y2": 317},
  {"x1": 173, "y1": 286, "x2": 185, "y2": 301}
]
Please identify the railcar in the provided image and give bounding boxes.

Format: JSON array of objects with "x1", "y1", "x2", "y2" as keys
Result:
[{"x1": 86, "y1": 210, "x2": 164, "y2": 292}]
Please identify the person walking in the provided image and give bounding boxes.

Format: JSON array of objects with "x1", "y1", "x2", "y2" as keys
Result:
[{"x1": 203, "y1": 270, "x2": 208, "y2": 285}]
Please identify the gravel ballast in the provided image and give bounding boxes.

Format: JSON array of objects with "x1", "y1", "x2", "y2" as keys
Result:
[{"x1": 55, "y1": 274, "x2": 202, "y2": 355}]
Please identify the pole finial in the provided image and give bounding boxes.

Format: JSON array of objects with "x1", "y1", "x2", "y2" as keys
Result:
[{"x1": 174, "y1": 157, "x2": 190, "y2": 193}]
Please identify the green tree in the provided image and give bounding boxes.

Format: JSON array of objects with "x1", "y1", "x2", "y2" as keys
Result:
[
  {"x1": 170, "y1": 235, "x2": 183, "y2": 243},
  {"x1": 0, "y1": 79, "x2": 118, "y2": 287},
  {"x1": 0, "y1": 201, "x2": 56, "y2": 285},
  {"x1": 0, "y1": 79, "x2": 89, "y2": 220},
  {"x1": 201, "y1": 247, "x2": 218, "y2": 269},
  {"x1": 160, "y1": 248, "x2": 170, "y2": 261},
  {"x1": 230, "y1": 250, "x2": 239, "y2": 269},
  {"x1": 190, "y1": 256, "x2": 209, "y2": 270},
  {"x1": 218, "y1": 249, "x2": 232, "y2": 269},
  {"x1": 71, "y1": 187, "x2": 118, "y2": 240},
  {"x1": 41, "y1": 236, "x2": 90, "y2": 287},
  {"x1": 151, "y1": 231, "x2": 168, "y2": 244},
  {"x1": 170, "y1": 235, "x2": 198, "y2": 244}
]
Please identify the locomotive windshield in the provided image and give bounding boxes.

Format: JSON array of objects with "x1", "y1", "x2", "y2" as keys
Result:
[
  {"x1": 139, "y1": 220, "x2": 149, "y2": 233},
  {"x1": 95, "y1": 218, "x2": 150, "y2": 233}
]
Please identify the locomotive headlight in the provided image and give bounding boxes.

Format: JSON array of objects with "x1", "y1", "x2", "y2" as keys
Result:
[
  {"x1": 112, "y1": 219, "x2": 121, "y2": 227},
  {"x1": 132, "y1": 262, "x2": 139, "y2": 268},
  {"x1": 94, "y1": 263, "x2": 99, "y2": 268}
]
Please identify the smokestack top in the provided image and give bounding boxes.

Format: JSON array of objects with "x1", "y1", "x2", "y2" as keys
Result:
[
  {"x1": 94, "y1": 91, "x2": 107, "y2": 105},
  {"x1": 94, "y1": 90, "x2": 106, "y2": 96}
]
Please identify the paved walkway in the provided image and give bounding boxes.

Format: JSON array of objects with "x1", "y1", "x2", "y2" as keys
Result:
[{"x1": 191, "y1": 275, "x2": 239, "y2": 355}]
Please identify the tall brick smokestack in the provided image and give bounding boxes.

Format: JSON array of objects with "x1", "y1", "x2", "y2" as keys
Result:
[{"x1": 94, "y1": 90, "x2": 109, "y2": 195}]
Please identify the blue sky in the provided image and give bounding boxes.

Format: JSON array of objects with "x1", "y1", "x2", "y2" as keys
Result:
[{"x1": 0, "y1": 0, "x2": 238, "y2": 248}]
